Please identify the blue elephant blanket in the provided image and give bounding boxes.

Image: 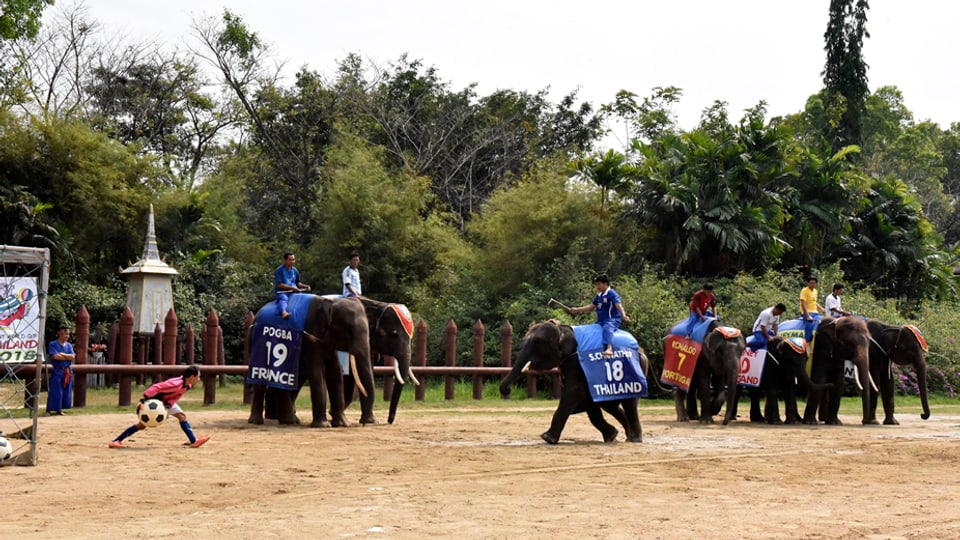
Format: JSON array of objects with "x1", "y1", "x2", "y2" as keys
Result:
[
  {"x1": 667, "y1": 316, "x2": 716, "y2": 343},
  {"x1": 572, "y1": 324, "x2": 647, "y2": 401},
  {"x1": 247, "y1": 294, "x2": 315, "y2": 390}
]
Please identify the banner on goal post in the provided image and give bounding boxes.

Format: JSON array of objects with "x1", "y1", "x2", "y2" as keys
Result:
[{"x1": 0, "y1": 277, "x2": 41, "y2": 363}]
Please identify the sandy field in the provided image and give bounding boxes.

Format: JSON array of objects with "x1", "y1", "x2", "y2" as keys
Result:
[{"x1": 4, "y1": 401, "x2": 960, "y2": 539}]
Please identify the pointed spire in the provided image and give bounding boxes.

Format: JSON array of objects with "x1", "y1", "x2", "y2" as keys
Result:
[
  {"x1": 141, "y1": 203, "x2": 161, "y2": 261},
  {"x1": 122, "y1": 204, "x2": 177, "y2": 275}
]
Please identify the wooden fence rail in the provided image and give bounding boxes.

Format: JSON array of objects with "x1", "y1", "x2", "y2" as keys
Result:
[{"x1": 26, "y1": 305, "x2": 561, "y2": 409}]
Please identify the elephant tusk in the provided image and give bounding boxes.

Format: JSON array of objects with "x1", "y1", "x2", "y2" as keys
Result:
[
  {"x1": 853, "y1": 364, "x2": 863, "y2": 391},
  {"x1": 520, "y1": 360, "x2": 532, "y2": 374},
  {"x1": 408, "y1": 367, "x2": 421, "y2": 387},
  {"x1": 350, "y1": 354, "x2": 368, "y2": 398},
  {"x1": 393, "y1": 359, "x2": 405, "y2": 385},
  {"x1": 868, "y1": 371, "x2": 879, "y2": 393}
]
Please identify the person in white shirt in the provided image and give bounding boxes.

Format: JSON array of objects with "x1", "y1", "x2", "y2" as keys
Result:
[
  {"x1": 824, "y1": 283, "x2": 850, "y2": 318},
  {"x1": 750, "y1": 303, "x2": 786, "y2": 351},
  {"x1": 342, "y1": 252, "x2": 362, "y2": 297}
]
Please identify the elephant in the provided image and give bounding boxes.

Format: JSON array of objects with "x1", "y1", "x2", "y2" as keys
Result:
[
  {"x1": 802, "y1": 316, "x2": 874, "y2": 425},
  {"x1": 732, "y1": 336, "x2": 831, "y2": 424},
  {"x1": 343, "y1": 297, "x2": 419, "y2": 424},
  {"x1": 867, "y1": 319, "x2": 930, "y2": 425},
  {"x1": 673, "y1": 320, "x2": 746, "y2": 425},
  {"x1": 498, "y1": 321, "x2": 648, "y2": 444},
  {"x1": 248, "y1": 294, "x2": 376, "y2": 427}
]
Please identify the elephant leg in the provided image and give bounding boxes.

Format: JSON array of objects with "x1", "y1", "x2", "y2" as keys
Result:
[
  {"x1": 697, "y1": 371, "x2": 715, "y2": 424},
  {"x1": 321, "y1": 354, "x2": 346, "y2": 427},
  {"x1": 824, "y1": 372, "x2": 844, "y2": 425},
  {"x1": 584, "y1": 402, "x2": 619, "y2": 443},
  {"x1": 880, "y1": 368, "x2": 898, "y2": 425},
  {"x1": 622, "y1": 398, "x2": 642, "y2": 442},
  {"x1": 781, "y1": 376, "x2": 801, "y2": 425},
  {"x1": 248, "y1": 384, "x2": 266, "y2": 424},
  {"x1": 271, "y1": 388, "x2": 301, "y2": 425},
  {"x1": 542, "y1": 391, "x2": 581, "y2": 444},
  {"x1": 762, "y1": 385, "x2": 782, "y2": 425},
  {"x1": 674, "y1": 389, "x2": 691, "y2": 422},
  {"x1": 749, "y1": 387, "x2": 766, "y2": 423},
  {"x1": 729, "y1": 385, "x2": 743, "y2": 419}
]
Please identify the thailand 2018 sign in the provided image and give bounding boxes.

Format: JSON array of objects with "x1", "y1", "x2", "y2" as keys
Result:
[
  {"x1": 247, "y1": 323, "x2": 301, "y2": 390},
  {"x1": 0, "y1": 277, "x2": 40, "y2": 364}
]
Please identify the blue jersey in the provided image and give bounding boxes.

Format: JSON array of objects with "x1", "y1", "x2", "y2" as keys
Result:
[
  {"x1": 592, "y1": 288, "x2": 622, "y2": 324},
  {"x1": 275, "y1": 265, "x2": 301, "y2": 294}
]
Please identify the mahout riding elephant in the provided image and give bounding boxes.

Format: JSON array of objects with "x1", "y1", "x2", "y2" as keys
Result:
[
  {"x1": 248, "y1": 294, "x2": 376, "y2": 427},
  {"x1": 499, "y1": 321, "x2": 648, "y2": 444},
  {"x1": 673, "y1": 320, "x2": 746, "y2": 425},
  {"x1": 802, "y1": 316, "x2": 874, "y2": 425},
  {"x1": 732, "y1": 336, "x2": 831, "y2": 424},
  {"x1": 867, "y1": 319, "x2": 930, "y2": 424}
]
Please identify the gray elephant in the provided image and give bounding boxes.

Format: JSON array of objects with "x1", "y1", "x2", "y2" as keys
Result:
[
  {"x1": 499, "y1": 321, "x2": 648, "y2": 444},
  {"x1": 248, "y1": 294, "x2": 376, "y2": 427},
  {"x1": 867, "y1": 319, "x2": 930, "y2": 424},
  {"x1": 803, "y1": 316, "x2": 874, "y2": 425},
  {"x1": 673, "y1": 320, "x2": 746, "y2": 425},
  {"x1": 733, "y1": 336, "x2": 831, "y2": 424}
]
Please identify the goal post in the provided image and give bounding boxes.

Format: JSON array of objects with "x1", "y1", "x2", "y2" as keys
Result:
[{"x1": 0, "y1": 245, "x2": 51, "y2": 466}]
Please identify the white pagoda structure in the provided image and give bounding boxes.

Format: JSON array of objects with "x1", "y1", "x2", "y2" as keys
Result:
[{"x1": 122, "y1": 205, "x2": 177, "y2": 333}]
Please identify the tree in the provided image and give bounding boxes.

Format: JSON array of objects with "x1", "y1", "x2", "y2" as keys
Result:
[
  {"x1": 0, "y1": 0, "x2": 53, "y2": 40},
  {"x1": 822, "y1": 0, "x2": 870, "y2": 152}
]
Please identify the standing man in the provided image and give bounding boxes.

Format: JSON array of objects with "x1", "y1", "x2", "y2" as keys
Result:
[
  {"x1": 685, "y1": 283, "x2": 717, "y2": 337},
  {"x1": 799, "y1": 277, "x2": 824, "y2": 322},
  {"x1": 824, "y1": 283, "x2": 851, "y2": 318},
  {"x1": 275, "y1": 252, "x2": 310, "y2": 319},
  {"x1": 566, "y1": 274, "x2": 631, "y2": 357},
  {"x1": 46, "y1": 325, "x2": 75, "y2": 415},
  {"x1": 750, "y1": 303, "x2": 786, "y2": 351},
  {"x1": 342, "y1": 252, "x2": 362, "y2": 297}
]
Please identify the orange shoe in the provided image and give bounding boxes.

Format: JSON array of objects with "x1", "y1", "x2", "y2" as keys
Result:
[
  {"x1": 108, "y1": 440, "x2": 127, "y2": 449},
  {"x1": 190, "y1": 436, "x2": 210, "y2": 448}
]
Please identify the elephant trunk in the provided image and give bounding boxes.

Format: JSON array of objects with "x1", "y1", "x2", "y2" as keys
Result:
[
  {"x1": 386, "y1": 352, "x2": 415, "y2": 424},
  {"x1": 499, "y1": 358, "x2": 527, "y2": 398},
  {"x1": 916, "y1": 361, "x2": 931, "y2": 420}
]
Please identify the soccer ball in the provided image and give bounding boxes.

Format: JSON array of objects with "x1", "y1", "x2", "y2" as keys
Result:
[
  {"x1": 137, "y1": 399, "x2": 167, "y2": 428},
  {"x1": 0, "y1": 436, "x2": 12, "y2": 461}
]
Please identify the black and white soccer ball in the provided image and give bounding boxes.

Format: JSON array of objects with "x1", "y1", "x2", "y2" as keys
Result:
[
  {"x1": 0, "y1": 435, "x2": 12, "y2": 461},
  {"x1": 137, "y1": 399, "x2": 167, "y2": 428}
]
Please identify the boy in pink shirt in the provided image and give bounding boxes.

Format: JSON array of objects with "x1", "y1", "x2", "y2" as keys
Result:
[{"x1": 108, "y1": 365, "x2": 210, "y2": 449}]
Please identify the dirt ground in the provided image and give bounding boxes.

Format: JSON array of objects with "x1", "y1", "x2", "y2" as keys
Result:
[{"x1": 4, "y1": 402, "x2": 960, "y2": 539}]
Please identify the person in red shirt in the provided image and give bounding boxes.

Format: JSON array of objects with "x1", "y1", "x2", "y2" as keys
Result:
[
  {"x1": 108, "y1": 365, "x2": 210, "y2": 449},
  {"x1": 684, "y1": 283, "x2": 716, "y2": 337}
]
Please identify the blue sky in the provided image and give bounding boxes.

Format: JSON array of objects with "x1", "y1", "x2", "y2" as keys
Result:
[{"x1": 61, "y1": 1, "x2": 960, "y2": 148}]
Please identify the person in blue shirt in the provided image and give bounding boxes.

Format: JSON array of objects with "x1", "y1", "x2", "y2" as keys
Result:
[
  {"x1": 46, "y1": 326, "x2": 75, "y2": 415},
  {"x1": 275, "y1": 252, "x2": 310, "y2": 319},
  {"x1": 566, "y1": 274, "x2": 631, "y2": 357}
]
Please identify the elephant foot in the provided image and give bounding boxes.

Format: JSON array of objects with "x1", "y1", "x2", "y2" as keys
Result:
[
  {"x1": 862, "y1": 417, "x2": 880, "y2": 425},
  {"x1": 540, "y1": 431, "x2": 560, "y2": 445},
  {"x1": 750, "y1": 414, "x2": 765, "y2": 423},
  {"x1": 278, "y1": 416, "x2": 301, "y2": 425},
  {"x1": 310, "y1": 419, "x2": 332, "y2": 428},
  {"x1": 330, "y1": 415, "x2": 349, "y2": 428},
  {"x1": 802, "y1": 417, "x2": 819, "y2": 425},
  {"x1": 784, "y1": 417, "x2": 801, "y2": 425},
  {"x1": 601, "y1": 427, "x2": 619, "y2": 443},
  {"x1": 825, "y1": 417, "x2": 843, "y2": 425},
  {"x1": 360, "y1": 415, "x2": 378, "y2": 425},
  {"x1": 626, "y1": 432, "x2": 642, "y2": 443},
  {"x1": 698, "y1": 416, "x2": 715, "y2": 425},
  {"x1": 766, "y1": 417, "x2": 783, "y2": 425},
  {"x1": 247, "y1": 415, "x2": 264, "y2": 425},
  {"x1": 883, "y1": 416, "x2": 899, "y2": 425}
]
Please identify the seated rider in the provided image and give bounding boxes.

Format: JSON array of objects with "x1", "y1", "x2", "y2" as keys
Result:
[
  {"x1": 275, "y1": 252, "x2": 310, "y2": 319},
  {"x1": 824, "y1": 283, "x2": 851, "y2": 318},
  {"x1": 799, "y1": 277, "x2": 823, "y2": 322},
  {"x1": 566, "y1": 274, "x2": 631, "y2": 357},
  {"x1": 685, "y1": 283, "x2": 716, "y2": 337},
  {"x1": 750, "y1": 303, "x2": 786, "y2": 351}
]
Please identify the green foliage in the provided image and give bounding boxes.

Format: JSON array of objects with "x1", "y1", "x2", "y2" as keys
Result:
[
  {"x1": 822, "y1": 0, "x2": 871, "y2": 151},
  {"x1": 45, "y1": 273, "x2": 126, "y2": 335},
  {"x1": 0, "y1": 0, "x2": 53, "y2": 40}
]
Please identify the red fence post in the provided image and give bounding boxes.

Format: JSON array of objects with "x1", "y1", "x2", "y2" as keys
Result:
[
  {"x1": 243, "y1": 311, "x2": 254, "y2": 405},
  {"x1": 152, "y1": 324, "x2": 162, "y2": 384},
  {"x1": 118, "y1": 308, "x2": 134, "y2": 407},
  {"x1": 203, "y1": 310, "x2": 219, "y2": 405},
  {"x1": 107, "y1": 322, "x2": 118, "y2": 387},
  {"x1": 163, "y1": 308, "x2": 178, "y2": 366},
  {"x1": 218, "y1": 326, "x2": 226, "y2": 387},
  {"x1": 73, "y1": 305, "x2": 90, "y2": 408},
  {"x1": 472, "y1": 320, "x2": 485, "y2": 400},
  {"x1": 415, "y1": 320, "x2": 427, "y2": 401},
  {"x1": 444, "y1": 320, "x2": 457, "y2": 400},
  {"x1": 185, "y1": 324, "x2": 195, "y2": 365},
  {"x1": 500, "y1": 321, "x2": 513, "y2": 372}
]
